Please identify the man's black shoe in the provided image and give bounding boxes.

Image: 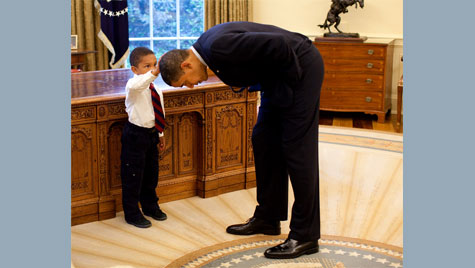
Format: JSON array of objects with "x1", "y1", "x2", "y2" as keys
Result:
[
  {"x1": 126, "y1": 217, "x2": 152, "y2": 228},
  {"x1": 226, "y1": 217, "x2": 280, "y2": 235},
  {"x1": 264, "y1": 238, "x2": 319, "y2": 259},
  {"x1": 143, "y1": 208, "x2": 167, "y2": 221}
]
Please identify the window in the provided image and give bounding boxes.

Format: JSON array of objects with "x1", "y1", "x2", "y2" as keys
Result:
[{"x1": 127, "y1": 0, "x2": 204, "y2": 67}]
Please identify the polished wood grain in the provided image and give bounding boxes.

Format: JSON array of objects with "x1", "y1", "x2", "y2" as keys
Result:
[
  {"x1": 314, "y1": 39, "x2": 394, "y2": 123},
  {"x1": 71, "y1": 69, "x2": 258, "y2": 225},
  {"x1": 71, "y1": 69, "x2": 225, "y2": 104}
]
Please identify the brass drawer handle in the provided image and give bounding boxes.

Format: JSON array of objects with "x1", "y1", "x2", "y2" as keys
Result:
[
  {"x1": 367, "y1": 63, "x2": 374, "y2": 68},
  {"x1": 367, "y1": 49, "x2": 374, "y2": 55},
  {"x1": 365, "y1": 97, "x2": 372, "y2": 102},
  {"x1": 366, "y1": 78, "x2": 373, "y2": 83}
]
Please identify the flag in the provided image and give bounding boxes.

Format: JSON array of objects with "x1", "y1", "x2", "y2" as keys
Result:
[{"x1": 95, "y1": 0, "x2": 129, "y2": 69}]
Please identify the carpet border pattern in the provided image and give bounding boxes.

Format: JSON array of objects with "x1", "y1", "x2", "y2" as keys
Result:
[{"x1": 166, "y1": 235, "x2": 403, "y2": 268}]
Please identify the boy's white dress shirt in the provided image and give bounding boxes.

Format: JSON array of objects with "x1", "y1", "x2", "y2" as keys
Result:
[{"x1": 125, "y1": 71, "x2": 165, "y2": 137}]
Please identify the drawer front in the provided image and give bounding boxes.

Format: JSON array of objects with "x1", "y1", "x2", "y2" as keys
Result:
[
  {"x1": 322, "y1": 58, "x2": 385, "y2": 73},
  {"x1": 322, "y1": 73, "x2": 384, "y2": 91},
  {"x1": 316, "y1": 43, "x2": 386, "y2": 59},
  {"x1": 320, "y1": 90, "x2": 383, "y2": 110},
  {"x1": 71, "y1": 106, "x2": 97, "y2": 124}
]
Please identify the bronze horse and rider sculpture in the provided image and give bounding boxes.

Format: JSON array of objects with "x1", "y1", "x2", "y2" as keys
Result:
[{"x1": 319, "y1": 0, "x2": 364, "y2": 37}]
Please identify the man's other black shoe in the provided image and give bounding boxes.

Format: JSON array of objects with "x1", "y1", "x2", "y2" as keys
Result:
[
  {"x1": 264, "y1": 238, "x2": 319, "y2": 259},
  {"x1": 226, "y1": 217, "x2": 280, "y2": 235}
]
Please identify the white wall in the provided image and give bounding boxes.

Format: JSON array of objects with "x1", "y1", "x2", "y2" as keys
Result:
[
  {"x1": 252, "y1": 0, "x2": 403, "y2": 39},
  {"x1": 252, "y1": 0, "x2": 403, "y2": 114}
]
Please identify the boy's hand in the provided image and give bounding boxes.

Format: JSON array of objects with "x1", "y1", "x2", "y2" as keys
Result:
[
  {"x1": 158, "y1": 136, "x2": 165, "y2": 152},
  {"x1": 151, "y1": 56, "x2": 163, "y2": 77},
  {"x1": 151, "y1": 64, "x2": 160, "y2": 76}
]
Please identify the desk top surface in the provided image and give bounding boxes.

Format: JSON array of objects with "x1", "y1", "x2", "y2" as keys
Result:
[{"x1": 72, "y1": 69, "x2": 225, "y2": 105}]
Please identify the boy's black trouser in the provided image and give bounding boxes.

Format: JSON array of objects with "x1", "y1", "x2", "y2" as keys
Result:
[{"x1": 120, "y1": 121, "x2": 160, "y2": 222}]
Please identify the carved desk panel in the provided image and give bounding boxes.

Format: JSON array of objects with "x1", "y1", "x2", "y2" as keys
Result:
[{"x1": 71, "y1": 69, "x2": 257, "y2": 225}]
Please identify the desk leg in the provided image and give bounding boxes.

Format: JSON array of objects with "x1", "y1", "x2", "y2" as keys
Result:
[{"x1": 397, "y1": 85, "x2": 403, "y2": 127}]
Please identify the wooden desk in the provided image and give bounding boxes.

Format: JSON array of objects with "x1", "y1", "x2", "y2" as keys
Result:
[
  {"x1": 71, "y1": 49, "x2": 97, "y2": 71},
  {"x1": 71, "y1": 69, "x2": 258, "y2": 225}
]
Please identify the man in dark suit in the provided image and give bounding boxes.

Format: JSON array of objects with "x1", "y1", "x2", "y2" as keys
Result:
[{"x1": 159, "y1": 21, "x2": 324, "y2": 259}]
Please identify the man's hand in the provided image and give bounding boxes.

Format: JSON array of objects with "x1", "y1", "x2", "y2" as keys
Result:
[{"x1": 158, "y1": 136, "x2": 166, "y2": 152}]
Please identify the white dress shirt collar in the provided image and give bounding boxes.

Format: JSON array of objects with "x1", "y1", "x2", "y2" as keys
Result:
[{"x1": 190, "y1": 46, "x2": 208, "y2": 67}]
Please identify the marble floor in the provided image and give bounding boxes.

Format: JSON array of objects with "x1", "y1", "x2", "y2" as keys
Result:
[{"x1": 71, "y1": 126, "x2": 403, "y2": 268}]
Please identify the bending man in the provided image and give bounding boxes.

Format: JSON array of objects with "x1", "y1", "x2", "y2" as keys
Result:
[{"x1": 159, "y1": 21, "x2": 324, "y2": 259}]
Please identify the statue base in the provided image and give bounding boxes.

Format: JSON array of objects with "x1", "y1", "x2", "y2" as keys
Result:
[
  {"x1": 315, "y1": 34, "x2": 367, "y2": 43},
  {"x1": 323, "y1": 32, "x2": 360, "y2": 38}
]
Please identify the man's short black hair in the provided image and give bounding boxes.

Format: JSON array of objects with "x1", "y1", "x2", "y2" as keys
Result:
[
  {"x1": 129, "y1": 47, "x2": 154, "y2": 67},
  {"x1": 159, "y1": 49, "x2": 189, "y2": 86}
]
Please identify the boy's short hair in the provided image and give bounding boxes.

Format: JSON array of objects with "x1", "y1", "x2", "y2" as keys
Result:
[{"x1": 129, "y1": 47, "x2": 155, "y2": 67}]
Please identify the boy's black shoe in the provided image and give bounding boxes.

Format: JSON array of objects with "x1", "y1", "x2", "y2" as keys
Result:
[
  {"x1": 144, "y1": 208, "x2": 168, "y2": 221},
  {"x1": 126, "y1": 217, "x2": 152, "y2": 228}
]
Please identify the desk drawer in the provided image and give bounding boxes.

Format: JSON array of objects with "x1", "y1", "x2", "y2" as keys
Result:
[
  {"x1": 322, "y1": 73, "x2": 384, "y2": 91},
  {"x1": 316, "y1": 44, "x2": 386, "y2": 59},
  {"x1": 322, "y1": 58, "x2": 385, "y2": 73},
  {"x1": 71, "y1": 106, "x2": 97, "y2": 124},
  {"x1": 320, "y1": 90, "x2": 383, "y2": 110}
]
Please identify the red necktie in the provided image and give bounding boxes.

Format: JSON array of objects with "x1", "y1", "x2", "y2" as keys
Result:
[{"x1": 150, "y1": 83, "x2": 165, "y2": 132}]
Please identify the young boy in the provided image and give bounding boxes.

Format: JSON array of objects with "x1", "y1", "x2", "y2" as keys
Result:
[{"x1": 120, "y1": 47, "x2": 167, "y2": 228}]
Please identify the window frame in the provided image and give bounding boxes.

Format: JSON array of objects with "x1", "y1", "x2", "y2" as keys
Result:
[{"x1": 128, "y1": 0, "x2": 205, "y2": 51}]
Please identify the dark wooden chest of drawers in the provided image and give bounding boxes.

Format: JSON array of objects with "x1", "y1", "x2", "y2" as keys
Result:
[{"x1": 313, "y1": 39, "x2": 394, "y2": 122}]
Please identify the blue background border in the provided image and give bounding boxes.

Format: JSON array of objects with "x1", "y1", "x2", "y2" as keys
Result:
[
  {"x1": 0, "y1": 1, "x2": 70, "y2": 267},
  {"x1": 1, "y1": 0, "x2": 474, "y2": 267},
  {"x1": 405, "y1": 0, "x2": 475, "y2": 267}
]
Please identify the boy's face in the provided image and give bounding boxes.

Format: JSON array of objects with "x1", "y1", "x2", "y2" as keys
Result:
[{"x1": 131, "y1": 54, "x2": 157, "y2": 75}]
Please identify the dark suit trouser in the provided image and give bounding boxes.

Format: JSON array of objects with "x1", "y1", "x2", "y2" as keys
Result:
[
  {"x1": 120, "y1": 121, "x2": 160, "y2": 222},
  {"x1": 252, "y1": 44, "x2": 324, "y2": 242}
]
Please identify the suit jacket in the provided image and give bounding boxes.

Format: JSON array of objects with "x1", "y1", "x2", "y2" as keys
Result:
[{"x1": 193, "y1": 21, "x2": 313, "y2": 107}]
